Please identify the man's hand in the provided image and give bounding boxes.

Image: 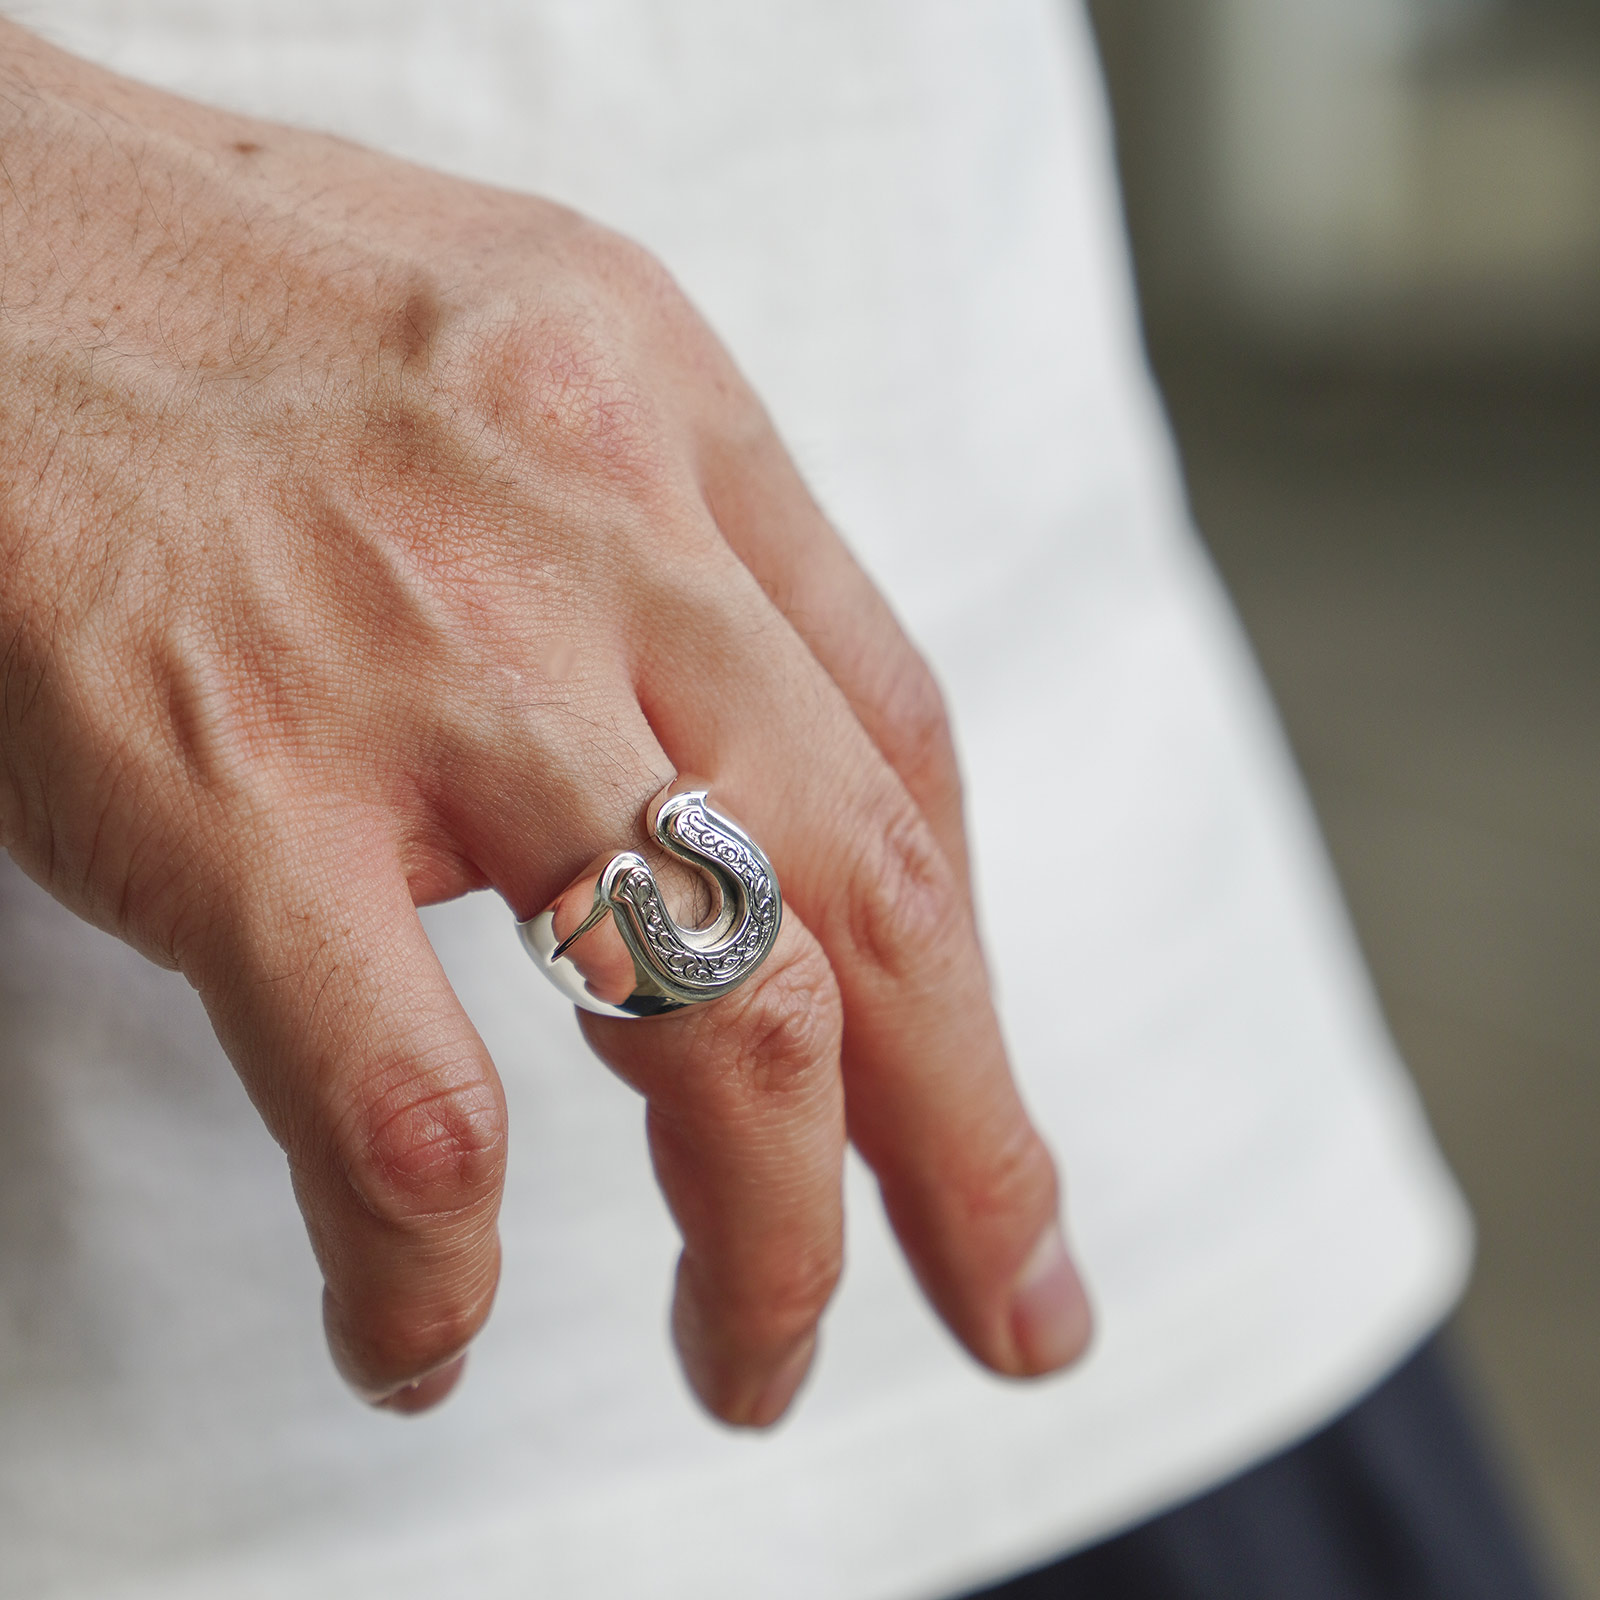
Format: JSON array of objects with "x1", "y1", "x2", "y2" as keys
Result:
[{"x1": 0, "y1": 24, "x2": 1090, "y2": 1422}]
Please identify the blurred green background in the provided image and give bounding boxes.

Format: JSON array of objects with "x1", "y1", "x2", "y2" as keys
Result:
[{"x1": 1087, "y1": 1, "x2": 1600, "y2": 1592}]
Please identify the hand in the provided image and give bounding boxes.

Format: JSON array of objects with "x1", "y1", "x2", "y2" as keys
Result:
[{"x1": 0, "y1": 25, "x2": 1090, "y2": 1422}]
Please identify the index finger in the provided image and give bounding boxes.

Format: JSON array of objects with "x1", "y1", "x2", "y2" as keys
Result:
[{"x1": 181, "y1": 809, "x2": 507, "y2": 1411}]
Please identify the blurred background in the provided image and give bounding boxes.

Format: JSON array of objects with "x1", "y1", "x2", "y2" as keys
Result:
[{"x1": 1084, "y1": 0, "x2": 1600, "y2": 1590}]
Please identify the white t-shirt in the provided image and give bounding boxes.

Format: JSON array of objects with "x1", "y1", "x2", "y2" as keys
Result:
[{"x1": 0, "y1": 3, "x2": 1471, "y2": 1597}]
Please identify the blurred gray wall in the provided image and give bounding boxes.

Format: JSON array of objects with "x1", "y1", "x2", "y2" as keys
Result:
[
  {"x1": 1090, "y1": 0, "x2": 1600, "y2": 363},
  {"x1": 1083, "y1": 5, "x2": 1600, "y2": 1590}
]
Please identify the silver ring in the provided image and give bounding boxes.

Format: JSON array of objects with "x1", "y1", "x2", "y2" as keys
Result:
[{"x1": 517, "y1": 786, "x2": 782, "y2": 1018}]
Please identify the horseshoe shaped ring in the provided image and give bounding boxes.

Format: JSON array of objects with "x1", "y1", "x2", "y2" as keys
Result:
[{"x1": 517, "y1": 785, "x2": 783, "y2": 1018}]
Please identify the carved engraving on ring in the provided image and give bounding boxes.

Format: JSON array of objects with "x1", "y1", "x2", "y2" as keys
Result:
[
  {"x1": 598, "y1": 793, "x2": 780, "y2": 1003},
  {"x1": 520, "y1": 789, "x2": 781, "y2": 1017}
]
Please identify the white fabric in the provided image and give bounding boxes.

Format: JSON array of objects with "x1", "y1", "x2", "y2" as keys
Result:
[{"x1": 0, "y1": 3, "x2": 1472, "y2": 1597}]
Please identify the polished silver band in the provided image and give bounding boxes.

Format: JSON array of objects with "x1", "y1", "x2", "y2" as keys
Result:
[{"x1": 518, "y1": 787, "x2": 782, "y2": 1018}]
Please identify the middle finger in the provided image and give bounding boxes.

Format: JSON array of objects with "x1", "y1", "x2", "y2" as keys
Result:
[
  {"x1": 581, "y1": 915, "x2": 847, "y2": 1428},
  {"x1": 633, "y1": 556, "x2": 1091, "y2": 1381}
]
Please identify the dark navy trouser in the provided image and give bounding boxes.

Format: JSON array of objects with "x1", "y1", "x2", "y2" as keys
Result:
[{"x1": 964, "y1": 1338, "x2": 1560, "y2": 1600}]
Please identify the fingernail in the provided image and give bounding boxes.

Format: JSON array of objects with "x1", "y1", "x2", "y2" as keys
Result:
[
  {"x1": 746, "y1": 1334, "x2": 817, "y2": 1429},
  {"x1": 1009, "y1": 1224, "x2": 1091, "y2": 1376},
  {"x1": 371, "y1": 1353, "x2": 469, "y2": 1415}
]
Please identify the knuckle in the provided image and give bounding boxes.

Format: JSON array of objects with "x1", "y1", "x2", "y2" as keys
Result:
[
  {"x1": 757, "y1": 1244, "x2": 843, "y2": 1343},
  {"x1": 337, "y1": 1055, "x2": 508, "y2": 1228},
  {"x1": 583, "y1": 226, "x2": 682, "y2": 307},
  {"x1": 458, "y1": 308, "x2": 667, "y2": 495},
  {"x1": 689, "y1": 1240, "x2": 841, "y2": 1355},
  {"x1": 706, "y1": 939, "x2": 842, "y2": 1099},
  {"x1": 958, "y1": 1120, "x2": 1059, "y2": 1234},
  {"x1": 842, "y1": 802, "x2": 963, "y2": 983},
  {"x1": 386, "y1": 1304, "x2": 485, "y2": 1380},
  {"x1": 741, "y1": 1259, "x2": 839, "y2": 1353},
  {"x1": 881, "y1": 660, "x2": 962, "y2": 808},
  {"x1": 331, "y1": 1275, "x2": 496, "y2": 1388},
  {"x1": 564, "y1": 224, "x2": 707, "y2": 353}
]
